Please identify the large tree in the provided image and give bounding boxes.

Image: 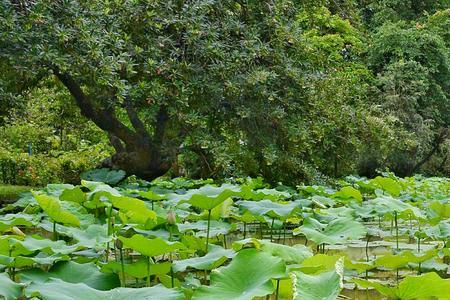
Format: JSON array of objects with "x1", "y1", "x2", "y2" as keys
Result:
[{"x1": 1, "y1": 1, "x2": 372, "y2": 183}]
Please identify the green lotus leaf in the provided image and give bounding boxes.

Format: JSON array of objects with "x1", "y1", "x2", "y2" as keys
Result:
[
  {"x1": 238, "y1": 199, "x2": 301, "y2": 219},
  {"x1": 293, "y1": 217, "x2": 367, "y2": 245},
  {"x1": 64, "y1": 224, "x2": 111, "y2": 249},
  {"x1": 192, "y1": 248, "x2": 287, "y2": 300},
  {"x1": 353, "y1": 272, "x2": 450, "y2": 300},
  {"x1": 173, "y1": 245, "x2": 235, "y2": 273},
  {"x1": 20, "y1": 261, "x2": 120, "y2": 290},
  {"x1": 0, "y1": 213, "x2": 36, "y2": 232},
  {"x1": 425, "y1": 220, "x2": 450, "y2": 239},
  {"x1": 427, "y1": 201, "x2": 450, "y2": 223},
  {"x1": 60, "y1": 187, "x2": 86, "y2": 204},
  {"x1": 109, "y1": 195, "x2": 157, "y2": 225},
  {"x1": 25, "y1": 278, "x2": 183, "y2": 300},
  {"x1": 409, "y1": 258, "x2": 449, "y2": 273},
  {"x1": 33, "y1": 193, "x2": 80, "y2": 227},
  {"x1": 83, "y1": 181, "x2": 121, "y2": 209},
  {"x1": 177, "y1": 220, "x2": 234, "y2": 238},
  {"x1": 139, "y1": 190, "x2": 166, "y2": 201},
  {"x1": 0, "y1": 235, "x2": 34, "y2": 257},
  {"x1": 9, "y1": 235, "x2": 79, "y2": 255},
  {"x1": 332, "y1": 186, "x2": 362, "y2": 203},
  {"x1": 209, "y1": 198, "x2": 234, "y2": 219},
  {"x1": 101, "y1": 258, "x2": 171, "y2": 279},
  {"x1": 232, "y1": 239, "x2": 312, "y2": 265},
  {"x1": 10, "y1": 253, "x2": 70, "y2": 268},
  {"x1": 299, "y1": 254, "x2": 342, "y2": 274},
  {"x1": 292, "y1": 258, "x2": 344, "y2": 300},
  {"x1": 369, "y1": 177, "x2": 402, "y2": 197},
  {"x1": 240, "y1": 186, "x2": 290, "y2": 201},
  {"x1": 119, "y1": 235, "x2": 185, "y2": 257},
  {"x1": 81, "y1": 168, "x2": 126, "y2": 185},
  {"x1": 374, "y1": 249, "x2": 438, "y2": 269},
  {"x1": 0, "y1": 272, "x2": 22, "y2": 300},
  {"x1": 181, "y1": 184, "x2": 241, "y2": 210},
  {"x1": 45, "y1": 184, "x2": 75, "y2": 197}
]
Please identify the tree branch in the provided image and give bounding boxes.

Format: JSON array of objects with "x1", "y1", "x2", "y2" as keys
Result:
[
  {"x1": 153, "y1": 105, "x2": 168, "y2": 145},
  {"x1": 412, "y1": 127, "x2": 449, "y2": 174},
  {"x1": 52, "y1": 67, "x2": 139, "y2": 144},
  {"x1": 124, "y1": 97, "x2": 149, "y2": 138}
]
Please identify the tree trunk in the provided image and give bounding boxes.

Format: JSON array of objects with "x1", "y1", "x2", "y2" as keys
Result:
[
  {"x1": 52, "y1": 68, "x2": 172, "y2": 181},
  {"x1": 410, "y1": 127, "x2": 448, "y2": 175}
]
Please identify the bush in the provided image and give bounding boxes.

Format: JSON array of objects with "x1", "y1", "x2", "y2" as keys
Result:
[
  {"x1": 0, "y1": 144, "x2": 110, "y2": 186},
  {"x1": 0, "y1": 185, "x2": 32, "y2": 203}
]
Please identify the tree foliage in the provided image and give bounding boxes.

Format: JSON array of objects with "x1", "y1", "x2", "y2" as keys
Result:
[{"x1": 0, "y1": 0, "x2": 449, "y2": 184}]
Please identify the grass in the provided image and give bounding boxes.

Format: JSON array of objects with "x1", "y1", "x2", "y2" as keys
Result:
[{"x1": 0, "y1": 184, "x2": 32, "y2": 203}]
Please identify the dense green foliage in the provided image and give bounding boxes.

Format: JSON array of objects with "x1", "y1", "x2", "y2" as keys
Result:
[
  {"x1": 0, "y1": 175, "x2": 449, "y2": 299},
  {"x1": 0, "y1": 1, "x2": 449, "y2": 185},
  {"x1": 0, "y1": 185, "x2": 31, "y2": 203}
]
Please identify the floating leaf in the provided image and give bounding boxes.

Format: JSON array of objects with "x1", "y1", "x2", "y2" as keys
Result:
[
  {"x1": 353, "y1": 272, "x2": 450, "y2": 299},
  {"x1": 33, "y1": 193, "x2": 80, "y2": 227},
  {"x1": 60, "y1": 187, "x2": 86, "y2": 204},
  {"x1": 291, "y1": 258, "x2": 344, "y2": 300},
  {"x1": 192, "y1": 248, "x2": 286, "y2": 300},
  {"x1": 81, "y1": 168, "x2": 126, "y2": 185},
  {"x1": 0, "y1": 272, "x2": 22, "y2": 300},
  {"x1": 25, "y1": 278, "x2": 183, "y2": 300},
  {"x1": 293, "y1": 217, "x2": 367, "y2": 245},
  {"x1": 332, "y1": 186, "x2": 362, "y2": 203},
  {"x1": 173, "y1": 245, "x2": 235, "y2": 273},
  {"x1": 119, "y1": 235, "x2": 185, "y2": 257}
]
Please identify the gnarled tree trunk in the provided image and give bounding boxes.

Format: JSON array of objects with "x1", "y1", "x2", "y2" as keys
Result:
[{"x1": 52, "y1": 68, "x2": 172, "y2": 181}]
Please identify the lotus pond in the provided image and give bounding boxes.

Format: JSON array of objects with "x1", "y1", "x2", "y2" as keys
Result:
[{"x1": 0, "y1": 175, "x2": 450, "y2": 299}]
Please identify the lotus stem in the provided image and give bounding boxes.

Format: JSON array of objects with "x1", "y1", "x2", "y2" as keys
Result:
[
  {"x1": 243, "y1": 222, "x2": 247, "y2": 239},
  {"x1": 170, "y1": 252, "x2": 174, "y2": 288},
  {"x1": 270, "y1": 218, "x2": 275, "y2": 242},
  {"x1": 53, "y1": 220, "x2": 57, "y2": 241},
  {"x1": 119, "y1": 247, "x2": 126, "y2": 287},
  {"x1": 394, "y1": 211, "x2": 399, "y2": 251},
  {"x1": 205, "y1": 209, "x2": 212, "y2": 254},
  {"x1": 222, "y1": 234, "x2": 227, "y2": 249},
  {"x1": 275, "y1": 279, "x2": 280, "y2": 300},
  {"x1": 365, "y1": 234, "x2": 371, "y2": 279},
  {"x1": 106, "y1": 206, "x2": 113, "y2": 262},
  {"x1": 147, "y1": 256, "x2": 151, "y2": 287},
  {"x1": 283, "y1": 223, "x2": 286, "y2": 245}
]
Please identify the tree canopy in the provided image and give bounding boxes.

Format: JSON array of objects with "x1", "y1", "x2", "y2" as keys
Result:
[{"x1": 0, "y1": 0, "x2": 449, "y2": 185}]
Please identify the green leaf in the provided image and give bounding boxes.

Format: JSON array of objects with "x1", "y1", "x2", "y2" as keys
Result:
[
  {"x1": 177, "y1": 220, "x2": 234, "y2": 238},
  {"x1": 232, "y1": 239, "x2": 312, "y2": 265},
  {"x1": 81, "y1": 168, "x2": 126, "y2": 185},
  {"x1": 292, "y1": 258, "x2": 344, "y2": 300},
  {"x1": 182, "y1": 184, "x2": 241, "y2": 211},
  {"x1": 173, "y1": 245, "x2": 235, "y2": 273},
  {"x1": 20, "y1": 261, "x2": 120, "y2": 290},
  {"x1": 101, "y1": 258, "x2": 171, "y2": 279},
  {"x1": 0, "y1": 272, "x2": 22, "y2": 300},
  {"x1": 238, "y1": 199, "x2": 301, "y2": 219},
  {"x1": 293, "y1": 217, "x2": 367, "y2": 245},
  {"x1": 33, "y1": 193, "x2": 80, "y2": 227},
  {"x1": 369, "y1": 177, "x2": 402, "y2": 197},
  {"x1": 119, "y1": 235, "x2": 185, "y2": 257},
  {"x1": 353, "y1": 272, "x2": 450, "y2": 299},
  {"x1": 332, "y1": 186, "x2": 362, "y2": 203},
  {"x1": 192, "y1": 248, "x2": 287, "y2": 300},
  {"x1": 60, "y1": 187, "x2": 86, "y2": 204},
  {"x1": 109, "y1": 195, "x2": 157, "y2": 225},
  {"x1": 25, "y1": 279, "x2": 183, "y2": 300}
]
